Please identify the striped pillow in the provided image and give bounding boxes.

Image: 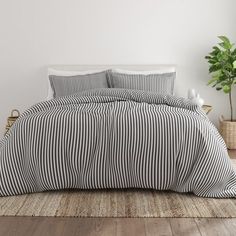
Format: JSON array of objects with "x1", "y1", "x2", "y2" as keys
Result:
[
  {"x1": 49, "y1": 71, "x2": 109, "y2": 98},
  {"x1": 109, "y1": 72, "x2": 176, "y2": 95}
]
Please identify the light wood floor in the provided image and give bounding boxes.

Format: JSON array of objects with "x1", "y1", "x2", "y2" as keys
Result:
[{"x1": 0, "y1": 150, "x2": 236, "y2": 236}]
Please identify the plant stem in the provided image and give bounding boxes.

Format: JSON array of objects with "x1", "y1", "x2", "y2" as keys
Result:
[{"x1": 229, "y1": 91, "x2": 233, "y2": 121}]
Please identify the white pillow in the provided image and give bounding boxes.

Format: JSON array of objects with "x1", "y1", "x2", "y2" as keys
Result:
[
  {"x1": 47, "y1": 68, "x2": 107, "y2": 100},
  {"x1": 111, "y1": 67, "x2": 176, "y2": 75}
]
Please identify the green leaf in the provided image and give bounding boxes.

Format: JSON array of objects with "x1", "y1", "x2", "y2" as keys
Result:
[
  {"x1": 210, "y1": 50, "x2": 219, "y2": 56},
  {"x1": 213, "y1": 46, "x2": 220, "y2": 51},
  {"x1": 207, "y1": 77, "x2": 218, "y2": 85},
  {"x1": 208, "y1": 59, "x2": 217, "y2": 64},
  {"x1": 212, "y1": 70, "x2": 222, "y2": 77},
  {"x1": 219, "y1": 36, "x2": 230, "y2": 44},
  {"x1": 222, "y1": 69, "x2": 231, "y2": 77},
  {"x1": 220, "y1": 81, "x2": 228, "y2": 86},
  {"x1": 216, "y1": 52, "x2": 223, "y2": 61},
  {"x1": 233, "y1": 60, "x2": 236, "y2": 69},
  {"x1": 218, "y1": 36, "x2": 232, "y2": 49},
  {"x1": 225, "y1": 62, "x2": 233, "y2": 70},
  {"x1": 232, "y1": 48, "x2": 236, "y2": 56},
  {"x1": 216, "y1": 87, "x2": 222, "y2": 90},
  {"x1": 209, "y1": 64, "x2": 222, "y2": 73},
  {"x1": 212, "y1": 80, "x2": 221, "y2": 87},
  {"x1": 223, "y1": 85, "x2": 231, "y2": 93}
]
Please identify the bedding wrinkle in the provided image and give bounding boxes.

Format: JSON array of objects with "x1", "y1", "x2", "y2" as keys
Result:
[{"x1": 0, "y1": 88, "x2": 235, "y2": 197}]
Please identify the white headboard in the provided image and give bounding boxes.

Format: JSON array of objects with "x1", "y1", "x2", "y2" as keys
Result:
[{"x1": 48, "y1": 64, "x2": 176, "y2": 74}]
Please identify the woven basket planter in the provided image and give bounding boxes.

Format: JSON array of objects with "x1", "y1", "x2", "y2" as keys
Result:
[
  {"x1": 5, "y1": 109, "x2": 20, "y2": 135},
  {"x1": 202, "y1": 105, "x2": 213, "y2": 115},
  {"x1": 219, "y1": 116, "x2": 236, "y2": 149}
]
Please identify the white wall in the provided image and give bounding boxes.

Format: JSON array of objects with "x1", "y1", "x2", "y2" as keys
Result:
[{"x1": 0, "y1": 0, "x2": 236, "y2": 136}]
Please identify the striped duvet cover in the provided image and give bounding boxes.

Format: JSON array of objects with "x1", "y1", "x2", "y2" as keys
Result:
[{"x1": 0, "y1": 89, "x2": 236, "y2": 197}]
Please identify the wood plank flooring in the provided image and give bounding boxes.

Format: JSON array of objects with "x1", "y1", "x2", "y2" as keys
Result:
[
  {"x1": 1, "y1": 217, "x2": 236, "y2": 236},
  {"x1": 0, "y1": 150, "x2": 235, "y2": 236}
]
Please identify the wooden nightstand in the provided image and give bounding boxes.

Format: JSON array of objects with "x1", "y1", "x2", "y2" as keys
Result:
[{"x1": 202, "y1": 105, "x2": 212, "y2": 115}]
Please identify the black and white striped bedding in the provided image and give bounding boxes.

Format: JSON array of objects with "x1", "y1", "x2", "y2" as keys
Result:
[
  {"x1": 108, "y1": 71, "x2": 175, "y2": 95},
  {"x1": 0, "y1": 88, "x2": 236, "y2": 197},
  {"x1": 49, "y1": 71, "x2": 109, "y2": 98}
]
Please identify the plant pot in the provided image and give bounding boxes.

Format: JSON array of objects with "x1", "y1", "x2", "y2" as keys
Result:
[
  {"x1": 5, "y1": 109, "x2": 20, "y2": 135},
  {"x1": 219, "y1": 116, "x2": 236, "y2": 149}
]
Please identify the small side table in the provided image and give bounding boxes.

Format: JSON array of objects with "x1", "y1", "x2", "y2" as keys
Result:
[{"x1": 202, "y1": 105, "x2": 213, "y2": 115}]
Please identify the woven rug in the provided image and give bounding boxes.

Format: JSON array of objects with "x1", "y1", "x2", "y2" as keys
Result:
[{"x1": 0, "y1": 160, "x2": 236, "y2": 218}]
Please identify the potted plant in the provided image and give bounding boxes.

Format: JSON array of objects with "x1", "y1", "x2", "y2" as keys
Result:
[{"x1": 205, "y1": 36, "x2": 236, "y2": 149}]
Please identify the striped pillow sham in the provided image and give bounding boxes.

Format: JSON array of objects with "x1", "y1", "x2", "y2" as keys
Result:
[
  {"x1": 108, "y1": 71, "x2": 176, "y2": 95},
  {"x1": 49, "y1": 71, "x2": 109, "y2": 98}
]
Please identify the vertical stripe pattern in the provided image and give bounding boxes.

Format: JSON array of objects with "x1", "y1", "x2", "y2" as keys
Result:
[
  {"x1": 49, "y1": 71, "x2": 109, "y2": 98},
  {"x1": 0, "y1": 88, "x2": 236, "y2": 198},
  {"x1": 108, "y1": 72, "x2": 175, "y2": 95}
]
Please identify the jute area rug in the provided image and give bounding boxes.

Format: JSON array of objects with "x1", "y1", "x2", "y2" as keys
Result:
[{"x1": 1, "y1": 160, "x2": 236, "y2": 218}]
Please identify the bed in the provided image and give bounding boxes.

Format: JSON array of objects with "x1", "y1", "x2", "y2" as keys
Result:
[{"x1": 0, "y1": 65, "x2": 236, "y2": 197}]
